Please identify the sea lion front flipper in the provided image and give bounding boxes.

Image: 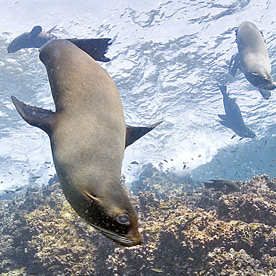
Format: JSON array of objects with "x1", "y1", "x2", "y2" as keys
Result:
[
  {"x1": 229, "y1": 53, "x2": 240, "y2": 76},
  {"x1": 218, "y1": 118, "x2": 232, "y2": 129},
  {"x1": 125, "y1": 121, "x2": 162, "y2": 148},
  {"x1": 67, "y1": 38, "x2": 112, "y2": 62},
  {"x1": 218, "y1": 114, "x2": 227, "y2": 120},
  {"x1": 258, "y1": 88, "x2": 271, "y2": 100},
  {"x1": 11, "y1": 96, "x2": 56, "y2": 136}
]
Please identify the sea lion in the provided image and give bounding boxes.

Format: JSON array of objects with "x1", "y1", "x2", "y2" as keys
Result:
[
  {"x1": 218, "y1": 85, "x2": 256, "y2": 138},
  {"x1": 229, "y1": 21, "x2": 275, "y2": 99},
  {"x1": 11, "y1": 39, "x2": 160, "y2": 246},
  {"x1": 7, "y1": 25, "x2": 111, "y2": 62},
  {"x1": 7, "y1": 26, "x2": 56, "y2": 53}
]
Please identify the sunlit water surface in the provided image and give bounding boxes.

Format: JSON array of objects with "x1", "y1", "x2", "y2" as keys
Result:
[{"x1": 0, "y1": 0, "x2": 276, "y2": 193}]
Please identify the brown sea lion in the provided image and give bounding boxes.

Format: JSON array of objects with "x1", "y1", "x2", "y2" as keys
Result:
[
  {"x1": 12, "y1": 39, "x2": 160, "y2": 246},
  {"x1": 229, "y1": 21, "x2": 275, "y2": 99}
]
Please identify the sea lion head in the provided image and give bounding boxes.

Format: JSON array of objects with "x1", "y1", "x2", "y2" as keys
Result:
[
  {"x1": 241, "y1": 127, "x2": 256, "y2": 138},
  {"x1": 245, "y1": 68, "x2": 276, "y2": 92},
  {"x1": 79, "y1": 185, "x2": 142, "y2": 247},
  {"x1": 57, "y1": 168, "x2": 142, "y2": 247}
]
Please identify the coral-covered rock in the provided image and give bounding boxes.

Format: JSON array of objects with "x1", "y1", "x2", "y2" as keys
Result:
[{"x1": 0, "y1": 173, "x2": 275, "y2": 275}]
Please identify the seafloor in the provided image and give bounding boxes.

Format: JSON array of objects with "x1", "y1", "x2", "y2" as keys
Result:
[{"x1": 0, "y1": 166, "x2": 276, "y2": 276}]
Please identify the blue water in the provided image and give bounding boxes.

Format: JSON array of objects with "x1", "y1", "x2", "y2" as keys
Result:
[{"x1": 0, "y1": 0, "x2": 276, "y2": 192}]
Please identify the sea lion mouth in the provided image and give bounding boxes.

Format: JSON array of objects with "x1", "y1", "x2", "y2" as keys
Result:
[
  {"x1": 257, "y1": 83, "x2": 276, "y2": 90},
  {"x1": 90, "y1": 223, "x2": 142, "y2": 247}
]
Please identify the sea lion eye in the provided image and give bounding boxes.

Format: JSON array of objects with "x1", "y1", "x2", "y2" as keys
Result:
[{"x1": 116, "y1": 214, "x2": 130, "y2": 226}]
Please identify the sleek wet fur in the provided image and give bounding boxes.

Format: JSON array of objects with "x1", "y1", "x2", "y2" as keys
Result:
[
  {"x1": 218, "y1": 85, "x2": 255, "y2": 138},
  {"x1": 12, "y1": 39, "x2": 160, "y2": 246},
  {"x1": 229, "y1": 21, "x2": 275, "y2": 99},
  {"x1": 8, "y1": 26, "x2": 111, "y2": 62}
]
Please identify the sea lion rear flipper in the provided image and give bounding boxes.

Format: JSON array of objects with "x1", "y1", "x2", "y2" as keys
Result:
[
  {"x1": 258, "y1": 88, "x2": 271, "y2": 100},
  {"x1": 125, "y1": 121, "x2": 162, "y2": 148},
  {"x1": 11, "y1": 96, "x2": 56, "y2": 135},
  {"x1": 229, "y1": 53, "x2": 240, "y2": 76},
  {"x1": 67, "y1": 38, "x2": 112, "y2": 62},
  {"x1": 218, "y1": 119, "x2": 232, "y2": 128},
  {"x1": 218, "y1": 84, "x2": 228, "y2": 96}
]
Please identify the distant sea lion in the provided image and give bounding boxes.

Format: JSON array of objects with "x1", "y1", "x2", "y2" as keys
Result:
[
  {"x1": 218, "y1": 85, "x2": 256, "y2": 138},
  {"x1": 229, "y1": 21, "x2": 275, "y2": 99},
  {"x1": 12, "y1": 39, "x2": 160, "y2": 247},
  {"x1": 7, "y1": 25, "x2": 111, "y2": 62}
]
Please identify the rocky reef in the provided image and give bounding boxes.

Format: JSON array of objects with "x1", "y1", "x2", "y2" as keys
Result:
[{"x1": 0, "y1": 170, "x2": 275, "y2": 275}]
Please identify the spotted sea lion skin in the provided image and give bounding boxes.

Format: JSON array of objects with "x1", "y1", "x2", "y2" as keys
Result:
[
  {"x1": 12, "y1": 39, "x2": 161, "y2": 246},
  {"x1": 229, "y1": 21, "x2": 275, "y2": 99}
]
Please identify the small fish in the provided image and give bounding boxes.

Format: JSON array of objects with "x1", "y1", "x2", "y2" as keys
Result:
[
  {"x1": 151, "y1": 268, "x2": 163, "y2": 273},
  {"x1": 32, "y1": 176, "x2": 41, "y2": 179},
  {"x1": 241, "y1": 237, "x2": 253, "y2": 246},
  {"x1": 203, "y1": 179, "x2": 240, "y2": 192},
  {"x1": 53, "y1": 182, "x2": 61, "y2": 186},
  {"x1": 48, "y1": 265, "x2": 60, "y2": 271}
]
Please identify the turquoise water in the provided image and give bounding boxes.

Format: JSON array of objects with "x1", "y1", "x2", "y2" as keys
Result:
[{"x1": 0, "y1": 0, "x2": 276, "y2": 193}]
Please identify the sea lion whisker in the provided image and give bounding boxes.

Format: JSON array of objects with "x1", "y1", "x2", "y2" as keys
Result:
[{"x1": 83, "y1": 190, "x2": 100, "y2": 203}]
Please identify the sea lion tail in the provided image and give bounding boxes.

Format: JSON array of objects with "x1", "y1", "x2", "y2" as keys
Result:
[{"x1": 218, "y1": 84, "x2": 228, "y2": 97}]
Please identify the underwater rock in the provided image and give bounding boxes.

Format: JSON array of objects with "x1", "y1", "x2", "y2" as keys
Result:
[{"x1": 0, "y1": 173, "x2": 275, "y2": 275}]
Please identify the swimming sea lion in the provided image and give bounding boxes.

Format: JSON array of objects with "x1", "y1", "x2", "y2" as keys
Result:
[
  {"x1": 229, "y1": 21, "x2": 275, "y2": 99},
  {"x1": 218, "y1": 85, "x2": 256, "y2": 138},
  {"x1": 12, "y1": 39, "x2": 160, "y2": 246},
  {"x1": 7, "y1": 26, "x2": 56, "y2": 53},
  {"x1": 7, "y1": 25, "x2": 111, "y2": 62}
]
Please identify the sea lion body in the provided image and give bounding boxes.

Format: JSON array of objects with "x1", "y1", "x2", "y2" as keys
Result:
[
  {"x1": 218, "y1": 85, "x2": 255, "y2": 138},
  {"x1": 7, "y1": 26, "x2": 55, "y2": 53},
  {"x1": 12, "y1": 39, "x2": 146, "y2": 246},
  {"x1": 8, "y1": 26, "x2": 111, "y2": 62},
  {"x1": 229, "y1": 21, "x2": 275, "y2": 99}
]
